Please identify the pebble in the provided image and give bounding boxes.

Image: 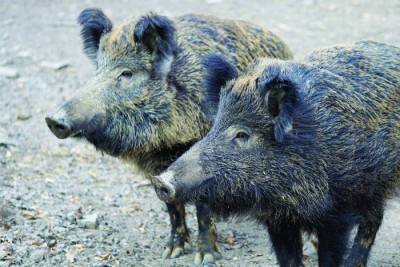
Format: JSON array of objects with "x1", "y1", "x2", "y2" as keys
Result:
[
  {"x1": 30, "y1": 248, "x2": 47, "y2": 263},
  {"x1": 0, "y1": 66, "x2": 19, "y2": 79},
  {"x1": 17, "y1": 50, "x2": 31, "y2": 58},
  {"x1": 40, "y1": 61, "x2": 69, "y2": 70},
  {"x1": 16, "y1": 114, "x2": 32, "y2": 121},
  {"x1": 0, "y1": 201, "x2": 19, "y2": 228},
  {"x1": 78, "y1": 214, "x2": 99, "y2": 229},
  {"x1": 47, "y1": 237, "x2": 57, "y2": 248}
]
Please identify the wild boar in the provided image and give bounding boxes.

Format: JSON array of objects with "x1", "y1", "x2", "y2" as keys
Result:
[{"x1": 154, "y1": 41, "x2": 400, "y2": 266}]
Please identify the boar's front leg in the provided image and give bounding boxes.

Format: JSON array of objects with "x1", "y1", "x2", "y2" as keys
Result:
[
  {"x1": 266, "y1": 222, "x2": 304, "y2": 267},
  {"x1": 194, "y1": 202, "x2": 219, "y2": 266},
  {"x1": 162, "y1": 201, "x2": 190, "y2": 259},
  {"x1": 317, "y1": 216, "x2": 353, "y2": 267},
  {"x1": 344, "y1": 204, "x2": 384, "y2": 267}
]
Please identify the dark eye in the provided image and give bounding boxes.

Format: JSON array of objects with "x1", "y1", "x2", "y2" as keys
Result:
[
  {"x1": 120, "y1": 70, "x2": 133, "y2": 79},
  {"x1": 234, "y1": 131, "x2": 250, "y2": 141}
]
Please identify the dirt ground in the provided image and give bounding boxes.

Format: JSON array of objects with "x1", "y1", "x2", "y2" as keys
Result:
[{"x1": 1, "y1": 0, "x2": 400, "y2": 266}]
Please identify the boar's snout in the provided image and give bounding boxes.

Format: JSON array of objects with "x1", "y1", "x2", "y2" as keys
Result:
[
  {"x1": 153, "y1": 171, "x2": 177, "y2": 203},
  {"x1": 154, "y1": 143, "x2": 207, "y2": 203},
  {"x1": 45, "y1": 110, "x2": 73, "y2": 139}
]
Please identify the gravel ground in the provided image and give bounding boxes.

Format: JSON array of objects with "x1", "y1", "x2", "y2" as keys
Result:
[{"x1": 0, "y1": 0, "x2": 399, "y2": 266}]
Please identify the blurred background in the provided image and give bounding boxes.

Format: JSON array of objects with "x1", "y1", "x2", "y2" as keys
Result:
[{"x1": 0, "y1": 0, "x2": 399, "y2": 266}]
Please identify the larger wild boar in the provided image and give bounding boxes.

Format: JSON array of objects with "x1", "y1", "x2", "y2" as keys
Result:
[
  {"x1": 154, "y1": 41, "x2": 400, "y2": 267},
  {"x1": 45, "y1": 8, "x2": 293, "y2": 265}
]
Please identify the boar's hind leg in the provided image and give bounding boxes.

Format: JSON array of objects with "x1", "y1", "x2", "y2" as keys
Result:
[
  {"x1": 162, "y1": 201, "x2": 190, "y2": 259},
  {"x1": 266, "y1": 222, "x2": 304, "y2": 267},
  {"x1": 194, "y1": 202, "x2": 219, "y2": 266},
  {"x1": 317, "y1": 217, "x2": 353, "y2": 267},
  {"x1": 344, "y1": 205, "x2": 384, "y2": 267}
]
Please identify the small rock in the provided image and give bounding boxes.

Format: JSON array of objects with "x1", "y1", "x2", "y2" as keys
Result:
[
  {"x1": 78, "y1": 214, "x2": 99, "y2": 229},
  {"x1": 0, "y1": 201, "x2": 20, "y2": 229},
  {"x1": 16, "y1": 114, "x2": 32, "y2": 121},
  {"x1": 40, "y1": 61, "x2": 69, "y2": 70},
  {"x1": 17, "y1": 50, "x2": 31, "y2": 58},
  {"x1": 0, "y1": 66, "x2": 19, "y2": 79},
  {"x1": 46, "y1": 237, "x2": 57, "y2": 248},
  {"x1": 28, "y1": 240, "x2": 43, "y2": 247},
  {"x1": 30, "y1": 248, "x2": 47, "y2": 263}
]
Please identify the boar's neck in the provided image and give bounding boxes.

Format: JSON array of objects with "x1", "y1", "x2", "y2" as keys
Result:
[{"x1": 122, "y1": 141, "x2": 197, "y2": 177}]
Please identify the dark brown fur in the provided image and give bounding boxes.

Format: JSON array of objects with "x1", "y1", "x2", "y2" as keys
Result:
[{"x1": 155, "y1": 41, "x2": 400, "y2": 266}]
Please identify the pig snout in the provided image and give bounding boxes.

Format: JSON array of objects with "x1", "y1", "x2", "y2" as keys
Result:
[
  {"x1": 45, "y1": 109, "x2": 73, "y2": 139},
  {"x1": 154, "y1": 144, "x2": 206, "y2": 203},
  {"x1": 153, "y1": 171, "x2": 177, "y2": 203}
]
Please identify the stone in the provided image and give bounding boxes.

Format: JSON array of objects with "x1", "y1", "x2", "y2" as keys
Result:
[
  {"x1": 40, "y1": 61, "x2": 69, "y2": 70},
  {"x1": 0, "y1": 66, "x2": 19, "y2": 79},
  {"x1": 78, "y1": 214, "x2": 99, "y2": 229}
]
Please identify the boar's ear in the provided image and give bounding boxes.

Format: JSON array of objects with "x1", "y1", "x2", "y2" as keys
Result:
[
  {"x1": 260, "y1": 78, "x2": 299, "y2": 143},
  {"x1": 202, "y1": 54, "x2": 238, "y2": 121},
  {"x1": 78, "y1": 8, "x2": 112, "y2": 63},
  {"x1": 134, "y1": 14, "x2": 177, "y2": 79}
]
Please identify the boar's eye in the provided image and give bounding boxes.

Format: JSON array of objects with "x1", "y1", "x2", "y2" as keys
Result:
[
  {"x1": 233, "y1": 130, "x2": 250, "y2": 145},
  {"x1": 119, "y1": 70, "x2": 133, "y2": 79},
  {"x1": 235, "y1": 131, "x2": 249, "y2": 140}
]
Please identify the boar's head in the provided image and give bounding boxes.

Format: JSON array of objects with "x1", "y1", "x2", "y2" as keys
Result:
[
  {"x1": 154, "y1": 55, "x2": 331, "y2": 220},
  {"x1": 46, "y1": 8, "x2": 203, "y2": 160}
]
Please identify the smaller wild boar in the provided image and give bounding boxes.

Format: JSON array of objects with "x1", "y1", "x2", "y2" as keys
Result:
[{"x1": 154, "y1": 41, "x2": 400, "y2": 267}]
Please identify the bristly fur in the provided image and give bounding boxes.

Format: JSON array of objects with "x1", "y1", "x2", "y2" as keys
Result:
[
  {"x1": 78, "y1": 8, "x2": 112, "y2": 62},
  {"x1": 134, "y1": 14, "x2": 177, "y2": 57},
  {"x1": 67, "y1": 12, "x2": 293, "y2": 175},
  {"x1": 163, "y1": 41, "x2": 400, "y2": 266},
  {"x1": 50, "y1": 10, "x2": 294, "y2": 265},
  {"x1": 202, "y1": 54, "x2": 238, "y2": 121},
  {"x1": 260, "y1": 79, "x2": 300, "y2": 143},
  {"x1": 134, "y1": 14, "x2": 177, "y2": 79}
]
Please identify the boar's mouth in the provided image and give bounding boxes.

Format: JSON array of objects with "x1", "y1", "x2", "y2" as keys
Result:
[
  {"x1": 70, "y1": 130, "x2": 84, "y2": 138},
  {"x1": 46, "y1": 115, "x2": 85, "y2": 140},
  {"x1": 178, "y1": 176, "x2": 216, "y2": 203},
  {"x1": 48, "y1": 113, "x2": 128, "y2": 156}
]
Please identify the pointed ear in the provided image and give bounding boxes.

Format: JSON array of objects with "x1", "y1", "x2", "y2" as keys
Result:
[
  {"x1": 201, "y1": 54, "x2": 238, "y2": 121},
  {"x1": 259, "y1": 78, "x2": 300, "y2": 142},
  {"x1": 78, "y1": 8, "x2": 112, "y2": 63},
  {"x1": 134, "y1": 14, "x2": 177, "y2": 79}
]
